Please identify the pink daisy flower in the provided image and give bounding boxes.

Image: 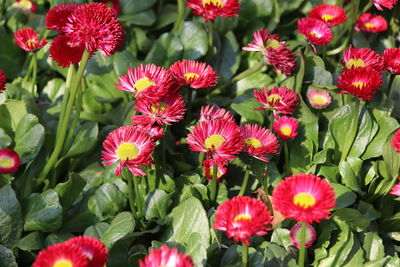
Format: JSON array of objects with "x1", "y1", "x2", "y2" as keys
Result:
[
  {"x1": 49, "y1": 34, "x2": 86, "y2": 68},
  {"x1": 373, "y1": 0, "x2": 399, "y2": 11},
  {"x1": 307, "y1": 90, "x2": 332, "y2": 109},
  {"x1": 391, "y1": 129, "x2": 400, "y2": 153},
  {"x1": 168, "y1": 60, "x2": 218, "y2": 89},
  {"x1": 203, "y1": 158, "x2": 228, "y2": 181},
  {"x1": 0, "y1": 148, "x2": 21, "y2": 174},
  {"x1": 198, "y1": 105, "x2": 235, "y2": 123},
  {"x1": 14, "y1": 28, "x2": 47, "y2": 52},
  {"x1": 134, "y1": 124, "x2": 164, "y2": 141},
  {"x1": 390, "y1": 177, "x2": 400, "y2": 197},
  {"x1": 355, "y1": 13, "x2": 388, "y2": 33},
  {"x1": 65, "y1": 236, "x2": 108, "y2": 267},
  {"x1": 342, "y1": 46, "x2": 384, "y2": 73},
  {"x1": 309, "y1": 4, "x2": 347, "y2": 27},
  {"x1": 298, "y1": 18, "x2": 333, "y2": 46},
  {"x1": 290, "y1": 223, "x2": 317, "y2": 248},
  {"x1": 273, "y1": 116, "x2": 299, "y2": 141},
  {"x1": 139, "y1": 245, "x2": 194, "y2": 267},
  {"x1": 33, "y1": 243, "x2": 88, "y2": 267},
  {"x1": 254, "y1": 86, "x2": 299, "y2": 116},
  {"x1": 0, "y1": 70, "x2": 6, "y2": 93},
  {"x1": 186, "y1": 0, "x2": 240, "y2": 22},
  {"x1": 45, "y1": 3, "x2": 79, "y2": 32},
  {"x1": 383, "y1": 48, "x2": 400, "y2": 74}
]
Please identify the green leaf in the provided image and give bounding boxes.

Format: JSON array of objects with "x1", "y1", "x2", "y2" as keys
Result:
[
  {"x1": 0, "y1": 33, "x2": 25, "y2": 79},
  {"x1": 54, "y1": 172, "x2": 87, "y2": 210},
  {"x1": 213, "y1": 31, "x2": 240, "y2": 84},
  {"x1": 63, "y1": 122, "x2": 98, "y2": 158},
  {"x1": 333, "y1": 208, "x2": 370, "y2": 232},
  {"x1": 15, "y1": 232, "x2": 44, "y2": 251},
  {"x1": 261, "y1": 242, "x2": 297, "y2": 266},
  {"x1": 90, "y1": 183, "x2": 127, "y2": 220},
  {"x1": 331, "y1": 183, "x2": 357, "y2": 209},
  {"x1": 357, "y1": 201, "x2": 381, "y2": 221},
  {"x1": 0, "y1": 100, "x2": 27, "y2": 134},
  {"x1": 24, "y1": 190, "x2": 62, "y2": 232},
  {"x1": 44, "y1": 232, "x2": 75, "y2": 247},
  {"x1": 338, "y1": 157, "x2": 363, "y2": 193},
  {"x1": 144, "y1": 32, "x2": 183, "y2": 67},
  {"x1": 144, "y1": 189, "x2": 171, "y2": 220},
  {"x1": 119, "y1": 0, "x2": 156, "y2": 14},
  {"x1": 0, "y1": 128, "x2": 11, "y2": 149},
  {"x1": 186, "y1": 233, "x2": 208, "y2": 267},
  {"x1": 180, "y1": 22, "x2": 208, "y2": 60},
  {"x1": 329, "y1": 103, "x2": 353, "y2": 160},
  {"x1": 84, "y1": 222, "x2": 110, "y2": 239},
  {"x1": 271, "y1": 228, "x2": 292, "y2": 249},
  {"x1": 361, "y1": 232, "x2": 384, "y2": 261},
  {"x1": 42, "y1": 78, "x2": 66, "y2": 103},
  {"x1": 0, "y1": 244, "x2": 17, "y2": 267},
  {"x1": 236, "y1": 72, "x2": 272, "y2": 96},
  {"x1": 231, "y1": 89, "x2": 264, "y2": 124},
  {"x1": 101, "y1": 212, "x2": 135, "y2": 249},
  {"x1": 0, "y1": 185, "x2": 23, "y2": 248}
]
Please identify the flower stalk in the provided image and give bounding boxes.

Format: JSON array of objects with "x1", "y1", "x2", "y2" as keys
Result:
[
  {"x1": 242, "y1": 243, "x2": 248, "y2": 267},
  {"x1": 238, "y1": 165, "x2": 251, "y2": 196},
  {"x1": 210, "y1": 162, "x2": 218, "y2": 204},
  {"x1": 298, "y1": 221, "x2": 307, "y2": 267}
]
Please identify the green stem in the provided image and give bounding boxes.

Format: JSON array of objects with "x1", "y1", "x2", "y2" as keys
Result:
[
  {"x1": 30, "y1": 53, "x2": 37, "y2": 95},
  {"x1": 124, "y1": 168, "x2": 137, "y2": 219},
  {"x1": 361, "y1": 1, "x2": 373, "y2": 13},
  {"x1": 304, "y1": 44, "x2": 312, "y2": 56},
  {"x1": 172, "y1": 0, "x2": 185, "y2": 33},
  {"x1": 298, "y1": 222, "x2": 307, "y2": 267},
  {"x1": 242, "y1": 243, "x2": 248, "y2": 267},
  {"x1": 185, "y1": 86, "x2": 193, "y2": 125},
  {"x1": 0, "y1": 0, "x2": 6, "y2": 21},
  {"x1": 56, "y1": 65, "x2": 74, "y2": 139},
  {"x1": 284, "y1": 141, "x2": 290, "y2": 177},
  {"x1": 133, "y1": 174, "x2": 143, "y2": 217},
  {"x1": 161, "y1": 125, "x2": 167, "y2": 168},
  {"x1": 340, "y1": 98, "x2": 360, "y2": 162},
  {"x1": 207, "y1": 20, "x2": 214, "y2": 56},
  {"x1": 210, "y1": 162, "x2": 218, "y2": 205},
  {"x1": 238, "y1": 165, "x2": 250, "y2": 196},
  {"x1": 23, "y1": 55, "x2": 34, "y2": 84},
  {"x1": 198, "y1": 152, "x2": 205, "y2": 168}
]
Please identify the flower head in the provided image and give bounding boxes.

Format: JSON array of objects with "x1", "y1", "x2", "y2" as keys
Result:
[
  {"x1": 186, "y1": 119, "x2": 243, "y2": 161},
  {"x1": 186, "y1": 0, "x2": 240, "y2": 22},
  {"x1": 383, "y1": 48, "x2": 400, "y2": 74},
  {"x1": 309, "y1": 4, "x2": 346, "y2": 27},
  {"x1": 0, "y1": 148, "x2": 21, "y2": 174},
  {"x1": 336, "y1": 67, "x2": 383, "y2": 100},
  {"x1": 0, "y1": 70, "x2": 6, "y2": 93},
  {"x1": 355, "y1": 13, "x2": 388, "y2": 33},
  {"x1": 168, "y1": 60, "x2": 218, "y2": 89},
  {"x1": 33, "y1": 243, "x2": 89, "y2": 267},
  {"x1": 390, "y1": 177, "x2": 400, "y2": 197},
  {"x1": 373, "y1": 0, "x2": 399, "y2": 11},
  {"x1": 213, "y1": 196, "x2": 272, "y2": 245},
  {"x1": 298, "y1": 18, "x2": 333, "y2": 46},
  {"x1": 65, "y1": 236, "x2": 108, "y2": 267},
  {"x1": 100, "y1": 0, "x2": 120, "y2": 15},
  {"x1": 102, "y1": 126, "x2": 155, "y2": 176},
  {"x1": 139, "y1": 245, "x2": 194, "y2": 267},
  {"x1": 290, "y1": 223, "x2": 317, "y2": 248},
  {"x1": 342, "y1": 46, "x2": 384, "y2": 72},
  {"x1": 307, "y1": 90, "x2": 332, "y2": 109},
  {"x1": 49, "y1": 34, "x2": 86, "y2": 68},
  {"x1": 199, "y1": 105, "x2": 235, "y2": 123},
  {"x1": 240, "y1": 124, "x2": 279, "y2": 162},
  {"x1": 14, "y1": 28, "x2": 47, "y2": 52},
  {"x1": 391, "y1": 129, "x2": 400, "y2": 153},
  {"x1": 273, "y1": 116, "x2": 299, "y2": 141},
  {"x1": 135, "y1": 124, "x2": 164, "y2": 141},
  {"x1": 46, "y1": 3, "x2": 79, "y2": 32},
  {"x1": 203, "y1": 158, "x2": 227, "y2": 181},
  {"x1": 13, "y1": 0, "x2": 36, "y2": 13},
  {"x1": 272, "y1": 174, "x2": 336, "y2": 223},
  {"x1": 254, "y1": 86, "x2": 299, "y2": 116}
]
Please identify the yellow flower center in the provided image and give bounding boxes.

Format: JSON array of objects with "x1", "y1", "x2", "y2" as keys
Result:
[
  {"x1": 202, "y1": 0, "x2": 224, "y2": 7},
  {"x1": 116, "y1": 142, "x2": 139, "y2": 160},
  {"x1": 234, "y1": 214, "x2": 252, "y2": 222},
  {"x1": 244, "y1": 137, "x2": 262, "y2": 149},
  {"x1": 267, "y1": 94, "x2": 282, "y2": 104},
  {"x1": 364, "y1": 23, "x2": 375, "y2": 29},
  {"x1": 265, "y1": 39, "x2": 281, "y2": 49},
  {"x1": 53, "y1": 260, "x2": 73, "y2": 267},
  {"x1": 204, "y1": 134, "x2": 226, "y2": 150},
  {"x1": 19, "y1": 0, "x2": 33, "y2": 9},
  {"x1": 151, "y1": 102, "x2": 168, "y2": 113},
  {"x1": 293, "y1": 192, "x2": 316, "y2": 208},
  {"x1": 352, "y1": 82, "x2": 366, "y2": 89},
  {"x1": 311, "y1": 95, "x2": 328, "y2": 105},
  {"x1": 321, "y1": 14, "x2": 334, "y2": 22},
  {"x1": 184, "y1": 72, "x2": 200, "y2": 81},
  {"x1": 280, "y1": 126, "x2": 292, "y2": 136},
  {"x1": 346, "y1": 58, "x2": 366, "y2": 68},
  {"x1": 134, "y1": 77, "x2": 156, "y2": 92},
  {"x1": 309, "y1": 31, "x2": 321, "y2": 38},
  {"x1": 26, "y1": 39, "x2": 37, "y2": 47},
  {"x1": 0, "y1": 158, "x2": 13, "y2": 168}
]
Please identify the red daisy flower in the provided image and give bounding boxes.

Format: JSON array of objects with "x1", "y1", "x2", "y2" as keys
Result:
[
  {"x1": 342, "y1": 46, "x2": 384, "y2": 72},
  {"x1": 0, "y1": 148, "x2": 21, "y2": 174},
  {"x1": 290, "y1": 223, "x2": 317, "y2": 248},
  {"x1": 203, "y1": 158, "x2": 227, "y2": 181},
  {"x1": 373, "y1": 0, "x2": 399, "y2": 11},
  {"x1": 33, "y1": 242, "x2": 89, "y2": 267},
  {"x1": 383, "y1": 48, "x2": 400, "y2": 74},
  {"x1": 336, "y1": 67, "x2": 383, "y2": 100},
  {"x1": 198, "y1": 105, "x2": 235, "y2": 123},
  {"x1": 100, "y1": 0, "x2": 120, "y2": 16},
  {"x1": 240, "y1": 124, "x2": 279, "y2": 162},
  {"x1": 391, "y1": 129, "x2": 400, "y2": 153},
  {"x1": 309, "y1": 4, "x2": 347, "y2": 27},
  {"x1": 45, "y1": 3, "x2": 79, "y2": 32},
  {"x1": 65, "y1": 236, "x2": 108, "y2": 267},
  {"x1": 49, "y1": 34, "x2": 86, "y2": 68},
  {"x1": 13, "y1": 0, "x2": 36, "y2": 13},
  {"x1": 14, "y1": 28, "x2": 47, "y2": 52},
  {"x1": 213, "y1": 196, "x2": 272, "y2": 245},
  {"x1": 63, "y1": 3, "x2": 125, "y2": 57},
  {"x1": 390, "y1": 177, "x2": 400, "y2": 197},
  {"x1": 272, "y1": 173, "x2": 336, "y2": 223},
  {"x1": 273, "y1": 116, "x2": 299, "y2": 141},
  {"x1": 131, "y1": 94, "x2": 186, "y2": 126},
  {"x1": 168, "y1": 60, "x2": 218, "y2": 89},
  {"x1": 298, "y1": 18, "x2": 332, "y2": 46},
  {"x1": 307, "y1": 90, "x2": 332, "y2": 109},
  {"x1": 254, "y1": 86, "x2": 299, "y2": 116},
  {"x1": 186, "y1": 0, "x2": 240, "y2": 22},
  {"x1": 139, "y1": 245, "x2": 194, "y2": 267},
  {"x1": 0, "y1": 70, "x2": 6, "y2": 93},
  {"x1": 186, "y1": 119, "x2": 243, "y2": 161},
  {"x1": 102, "y1": 126, "x2": 155, "y2": 176},
  {"x1": 117, "y1": 64, "x2": 175, "y2": 102},
  {"x1": 355, "y1": 13, "x2": 388, "y2": 33}
]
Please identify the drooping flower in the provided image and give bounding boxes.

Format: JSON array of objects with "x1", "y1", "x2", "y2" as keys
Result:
[
  {"x1": 0, "y1": 70, "x2": 6, "y2": 93},
  {"x1": 186, "y1": 0, "x2": 240, "y2": 22},
  {"x1": 213, "y1": 196, "x2": 273, "y2": 245},
  {"x1": 168, "y1": 60, "x2": 218, "y2": 89},
  {"x1": 14, "y1": 28, "x2": 47, "y2": 52},
  {"x1": 383, "y1": 48, "x2": 400, "y2": 74},
  {"x1": 342, "y1": 46, "x2": 384, "y2": 73},
  {"x1": 203, "y1": 158, "x2": 227, "y2": 181},
  {"x1": 33, "y1": 243, "x2": 89, "y2": 267},
  {"x1": 242, "y1": 29, "x2": 271, "y2": 52},
  {"x1": 373, "y1": 0, "x2": 399, "y2": 11},
  {"x1": 45, "y1": 3, "x2": 79, "y2": 32},
  {"x1": 240, "y1": 124, "x2": 280, "y2": 162},
  {"x1": 102, "y1": 126, "x2": 155, "y2": 176},
  {"x1": 65, "y1": 236, "x2": 108, "y2": 267},
  {"x1": 198, "y1": 105, "x2": 235, "y2": 123},
  {"x1": 309, "y1": 4, "x2": 347, "y2": 27},
  {"x1": 390, "y1": 177, "x2": 400, "y2": 197},
  {"x1": 63, "y1": 3, "x2": 125, "y2": 57},
  {"x1": 117, "y1": 64, "x2": 175, "y2": 102},
  {"x1": 13, "y1": 0, "x2": 36, "y2": 13},
  {"x1": 254, "y1": 86, "x2": 299, "y2": 116},
  {"x1": 336, "y1": 67, "x2": 383, "y2": 100},
  {"x1": 49, "y1": 34, "x2": 86, "y2": 68},
  {"x1": 100, "y1": 0, "x2": 120, "y2": 15},
  {"x1": 135, "y1": 124, "x2": 164, "y2": 141},
  {"x1": 297, "y1": 18, "x2": 333, "y2": 46},
  {"x1": 0, "y1": 148, "x2": 21, "y2": 174},
  {"x1": 139, "y1": 245, "x2": 194, "y2": 267},
  {"x1": 307, "y1": 90, "x2": 332, "y2": 109},
  {"x1": 272, "y1": 173, "x2": 336, "y2": 223},
  {"x1": 273, "y1": 116, "x2": 299, "y2": 141},
  {"x1": 186, "y1": 119, "x2": 243, "y2": 161},
  {"x1": 131, "y1": 94, "x2": 186, "y2": 126},
  {"x1": 290, "y1": 223, "x2": 317, "y2": 248},
  {"x1": 391, "y1": 129, "x2": 400, "y2": 153},
  {"x1": 355, "y1": 13, "x2": 388, "y2": 33}
]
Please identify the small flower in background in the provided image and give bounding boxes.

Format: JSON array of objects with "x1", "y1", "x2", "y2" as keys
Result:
[
  {"x1": 213, "y1": 196, "x2": 272, "y2": 245},
  {"x1": 14, "y1": 28, "x2": 47, "y2": 52},
  {"x1": 290, "y1": 223, "x2": 317, "y2": 248},
  {"x1": 139, "y1": 245, "x2": 194, "y2": 267},
  {"x1": 272, "y1": 173, "x2": 336, "y2": 224},
  {"x1": 65, "y1": 236, "x2": 108, "y2": 267},
  {"x1": 240, "y1": 124, "x2": 280, "y2": 162},
  {"x1": 45, "y1": 3, "x2": 79, "y2": 32},
  {"x1": 0, "y1": 148, "x2": 21, "y2": 174},
  {"x1": 390, "y1": 177, "x2": 400, "y2": 197},
  {"x1": 309, "y1": 4, "x2": 347, "y2": 27},
  {"x1": 186, "y1": 0, "x2": 240, "y2": 21},
  {"x1": 203, "y1": 158, "x2": 227, "y2": 181},
  {"x1": 342, "y1": 46, "x2": 385, "y2": 73},
  {"x1": 168, "y1": 60, "x2": 218, "y2": 89},
  {"x1": 49, "y1": 34, "x2": 86, "y2": 68},
  {"x1": 186, "y1": 119, "x2": 243, "y2": 161},
  {"x1": 373, "y1": 0, "x2": 399, "y2": 11},
  {"x1": 307, "y1": 90, "x2": 332, "y2": 109},
  {"x1": 242, "y1": 29, "x2": 271, "y2": 52},
  {"x1": 254, "y1": 86, "x2": 299, "y2": 116},
  {"x1": 13, "y1": 0, "x2": 36, "y2": 13},
  {"x1": 0, "y1": 70, "x2": 6, "y2": 93},
  {"x1": 383, "y1": 48, "x2": 400, "y2": 74},
  {"x1": 199, "y1": 105, "x2": 235, "y2": 123},
  {"x1": 102, "y1": 126, "x2": 155, "y2": 176},
  {"x1": 100, "y1": 0, "x2": 120, "y2": 16},
  {"x1": 297, "y1": 18, "x2": 333, "y2": 46},
  {"x1": 273, "y1": 116, "x2": 299, "y2": 141},
  {"x1": 391, "y1": 129, "x2": 400, "y2": 153},
  {"x1": 135, "y1": 124, "x2": 164, "y2": 141},
  {"x1": 336, "y1": 67, "x2": 383, "y2": 100},
  {"x1": 33, "y1": 242, "x2": 89, "y2": 267},
  {"x1": 355, "y1": 13, "x2": 388, "y2": 33}
]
